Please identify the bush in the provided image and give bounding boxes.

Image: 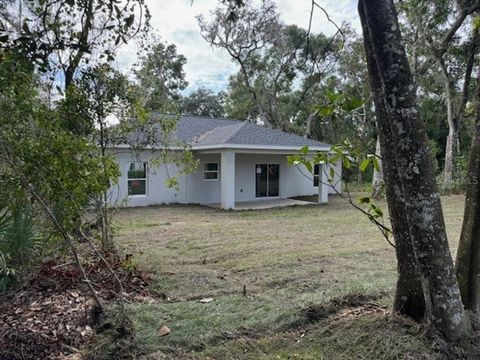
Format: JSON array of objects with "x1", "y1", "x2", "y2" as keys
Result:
[
  {"x1": 0, "y1": 251, "x2": 16, "y2": 292},
  {"x1": 0, "y1": 205, "x2": 46, "y2": 292}
]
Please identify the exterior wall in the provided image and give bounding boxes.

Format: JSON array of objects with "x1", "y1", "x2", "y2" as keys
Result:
[
  {"x1": 323, "y1": 161, "x2": 343, "y2": 195},
  {"x1": 234, "y1": 153, "x2": 316, "y2": 202},
  {"x1": 109, "y1": 149, "x2": 341, "y2": 207},
  {"x1": 109, "y1": 149, "x2": 222, "y2": 207}
]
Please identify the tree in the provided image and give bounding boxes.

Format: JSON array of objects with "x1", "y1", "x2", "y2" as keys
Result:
[
  {"x1": 0, "y1": 0, "x2": 150, "y2": 92},
  {"x1": 359, "y1": 0, "x2": 470, "y2": 339},
  {"x1": 180, "y1": 88, "x2": 225, "y2": 117},
  {"x1": 398, "y1": 0, "x2": 480, "y2": 184},
  {"x1": 455, "y1": 63, "x2": 480, "y2": 313},
  {"x1": 62, "y1": 64, "x2": 135, "y2": 249},
  {"x1": 134, "y1": 41, "x2": 188, "y2": 111},
  {"x1": 0, "y1": 51, "x2": 121, "y2": 309},
  {"x1": 199, "y1": 0, "x2": 339, "y2": 131}
]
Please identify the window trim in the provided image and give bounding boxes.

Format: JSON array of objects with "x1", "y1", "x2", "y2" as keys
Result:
[
  {"x1": 127, "y1": 162, "x2": 148, "y2": 197},
  {"x1": 203, "y1": 162, "x2": 219, "y2": 181}
]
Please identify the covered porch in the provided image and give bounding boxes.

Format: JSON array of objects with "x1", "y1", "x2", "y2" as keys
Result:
[{"x1": 196, "y1": 148, "x2": 333, "y2": 210}]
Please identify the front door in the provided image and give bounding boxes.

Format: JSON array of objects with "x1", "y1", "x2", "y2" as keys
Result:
[{"x1": 255, "y1": 164, "x2": 279, "y2": 198}]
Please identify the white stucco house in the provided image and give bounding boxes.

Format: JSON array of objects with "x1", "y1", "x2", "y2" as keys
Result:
[{"x1": 108, "y1": 114, "x2": 342, "y2": 210}]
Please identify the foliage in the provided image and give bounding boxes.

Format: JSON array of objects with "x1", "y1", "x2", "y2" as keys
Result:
[
  {"x1": 116, "y1": 113, "x2": 199, "y2": 191},
  {"x1": 397, "y1": 0, "x2": 480, "y2": 183},
  {"x1": 134, "y1": 41, "x2": 188, "y2": 111},
  {"x1": 0, "y1": 206, "x2": 44, "y2": 269},
  {"x1": 287, "y1": 142, "x2": 391, "y2": 245},
  {"x1": 438, "y1": 154, "x2": 471, "y2": 194},
  {"x1": 0, "y1": 0, "x2": 151, "y2": 90},
  {"x1": 180, "y1": 87, "x2": 225, "y2": 117},
  {"x1": 0, "y1": 51, "x2": 119, "y2": 238},
  {"x1": 0, "y1": 251, "x2": 15, "y2": 293},
  {"x1": 199, "y1": 0, "x2": 342, "y2": 131}
]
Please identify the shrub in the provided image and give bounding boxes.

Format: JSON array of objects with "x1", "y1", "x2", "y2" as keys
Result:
[{"x1": 0, "y1": 205, "x2": 46, "y2": 292}]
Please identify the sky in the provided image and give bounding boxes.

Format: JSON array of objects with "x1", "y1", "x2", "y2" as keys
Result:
[{"x1": 115, "y1": 0, "x2": 359, "y2": 94}]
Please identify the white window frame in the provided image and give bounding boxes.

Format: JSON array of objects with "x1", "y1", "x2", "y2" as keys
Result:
[
  {"x1": 203, "y1": 162, "x2": 219, "y2": 181},
  {"x1": 127, "y1": 162, "x2": 148, "y2": 197}
]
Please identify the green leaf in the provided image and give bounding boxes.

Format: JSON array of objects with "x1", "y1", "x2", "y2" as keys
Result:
[
  {"x1": 342, "y1": 156, "x2": 351, "y2": 169},
  {"x1": 326, "y1": 90, "x2": 339, "y2": 103},
  {"x1": 371, "y1": 204, "x2": 384, "y2": 217},
  {"x1": 304, "y1": 162, "x2": 313, "y2": 174},
  {"x1": 318, "y1": 106, "x2": 334, "y2": 117},
  {"x1": 474, "y1": 16, "x2": 480, "y2": 30},
  {"x1": 287, "y1": 156, "x2": 296, "y2": 165},
  {"x1": 359, "y1": 158, "x2": 371, "y2": 172},
  {"x1": 358, "y1": 196, "x2": 371, "y2": 204},
  {"x1": 300, "y1": 145, "x2": 309, "y2": 155},
  {"x1": 341, "y1": 98, "x2": 363, "y2": 111}
]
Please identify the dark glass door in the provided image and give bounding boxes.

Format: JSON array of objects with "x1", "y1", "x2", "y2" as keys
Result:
[
  {"x1": 256, "y1": 164, "x2": 279, "y2": 197},
  {"x1": 255, "y1": 164, "x2": 268, "y2": 197},
  {"x1": 267, "y1": 164, "x2": 279, "y2": 197}
]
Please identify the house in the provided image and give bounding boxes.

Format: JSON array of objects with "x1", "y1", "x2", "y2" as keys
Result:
[{"x1": 108, "y1": 115, "x2": 342, "y2": 209}]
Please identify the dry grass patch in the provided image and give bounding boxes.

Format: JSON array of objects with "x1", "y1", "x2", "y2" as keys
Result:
[{"x1": 106, "y1": 194, "x2": 465, "y2": 358}]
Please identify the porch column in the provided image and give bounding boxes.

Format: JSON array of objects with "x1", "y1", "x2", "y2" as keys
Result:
[
  {"x1": 221, "y1": 150, "x2": 235, "y2": 209},
  {"x1": 318, "y1": 164, "x2": 329, "y2": 204}
]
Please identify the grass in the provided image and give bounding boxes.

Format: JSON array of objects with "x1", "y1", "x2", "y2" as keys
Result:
[{"x1": 105, "y1": 194, "x2": 466, "y2": 359}]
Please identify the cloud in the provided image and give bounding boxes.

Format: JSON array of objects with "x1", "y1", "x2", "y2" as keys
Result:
[{"x1": 115, "y1": 0, "x2": 360, "y2": 93}]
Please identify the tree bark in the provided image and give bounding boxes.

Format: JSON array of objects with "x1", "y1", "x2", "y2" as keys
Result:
[
  {"x1": 360, "y1": 7, "x2": 424, "y2": 320},
  {"x1": 359, "y1": 0, "x2": 470, "y2": 340},
  {"x1": 371, "y1": 137, "x2": 384, "y2": 199},
  {"x1": 455, "y1": 66, "x2": 480, "y2": 313}
]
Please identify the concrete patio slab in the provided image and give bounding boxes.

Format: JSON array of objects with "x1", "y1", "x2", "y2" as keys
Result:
[{"x1": 207, "y1": 198, "x2": 315, "y2": 210}]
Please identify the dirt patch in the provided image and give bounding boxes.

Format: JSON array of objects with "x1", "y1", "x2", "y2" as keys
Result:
[{"x1": 0, "y1": 247, "x2": 154, "y2": 360}]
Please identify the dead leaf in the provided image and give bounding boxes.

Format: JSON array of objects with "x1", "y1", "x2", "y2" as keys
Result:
[{"x1": 156, "y1": 325, "x2": 170, "y2": 337}]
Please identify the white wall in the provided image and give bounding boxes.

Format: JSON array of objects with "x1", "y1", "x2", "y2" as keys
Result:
[
  {"x1": 109, "y1": 149, "x2": 341, "y2": 207},
  {"x1": 109, "y1": 150, "x2": 221, "y2": 207}
]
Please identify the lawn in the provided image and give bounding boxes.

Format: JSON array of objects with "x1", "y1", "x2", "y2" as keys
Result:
[{"x1": 106, "y1": 194, "x2": 466, "y2": 359}]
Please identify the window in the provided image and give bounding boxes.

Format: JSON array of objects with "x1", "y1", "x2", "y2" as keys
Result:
[
  {"x1": 128, "y1": 162, "x2": 147, "y2": 196},
  {"x1": 203, "y1": 163, "x2": 219, "y2": 181},
  {"x1": 313, "y1": 164, "x2": 320, "y2": 187}
]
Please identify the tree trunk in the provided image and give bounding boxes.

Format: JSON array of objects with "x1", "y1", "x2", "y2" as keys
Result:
[
  {"x1": 304, "y1": 110, "x2": 318, "y2": 138},
  {"x1": 444, "y1": 127, "x2": 458, "y2": 184},
  {"x1": 455, "y1": 66, "x2": 480, "y2": 313},
  {"x1": 359, "y1": 0, "x2": 470, "y2": 340},
  {"x1": 371, "y1": 137, "x2": 384, "y2": 199},
  {"x1": 437, "y1": 30, "x2": 478, "y2": 185},
  {"x1": 360, "y1": 8, "x2": 424, "y2": 320},
  {"x1": 438, "y1": 54, "x2": 458, "y2": 185}
]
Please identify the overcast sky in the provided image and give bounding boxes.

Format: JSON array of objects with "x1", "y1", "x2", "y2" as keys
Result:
[{"x1": 115, "y1": 0, "x2": 359, "y2": 94}]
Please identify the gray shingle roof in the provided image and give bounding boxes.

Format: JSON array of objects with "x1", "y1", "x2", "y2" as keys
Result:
[
  {"x1": 122, "y1": 114, "x2": 331, "y2": 150},
  {"x1": 176, "y1": 115, "x2": 330, "y2": 150}
]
